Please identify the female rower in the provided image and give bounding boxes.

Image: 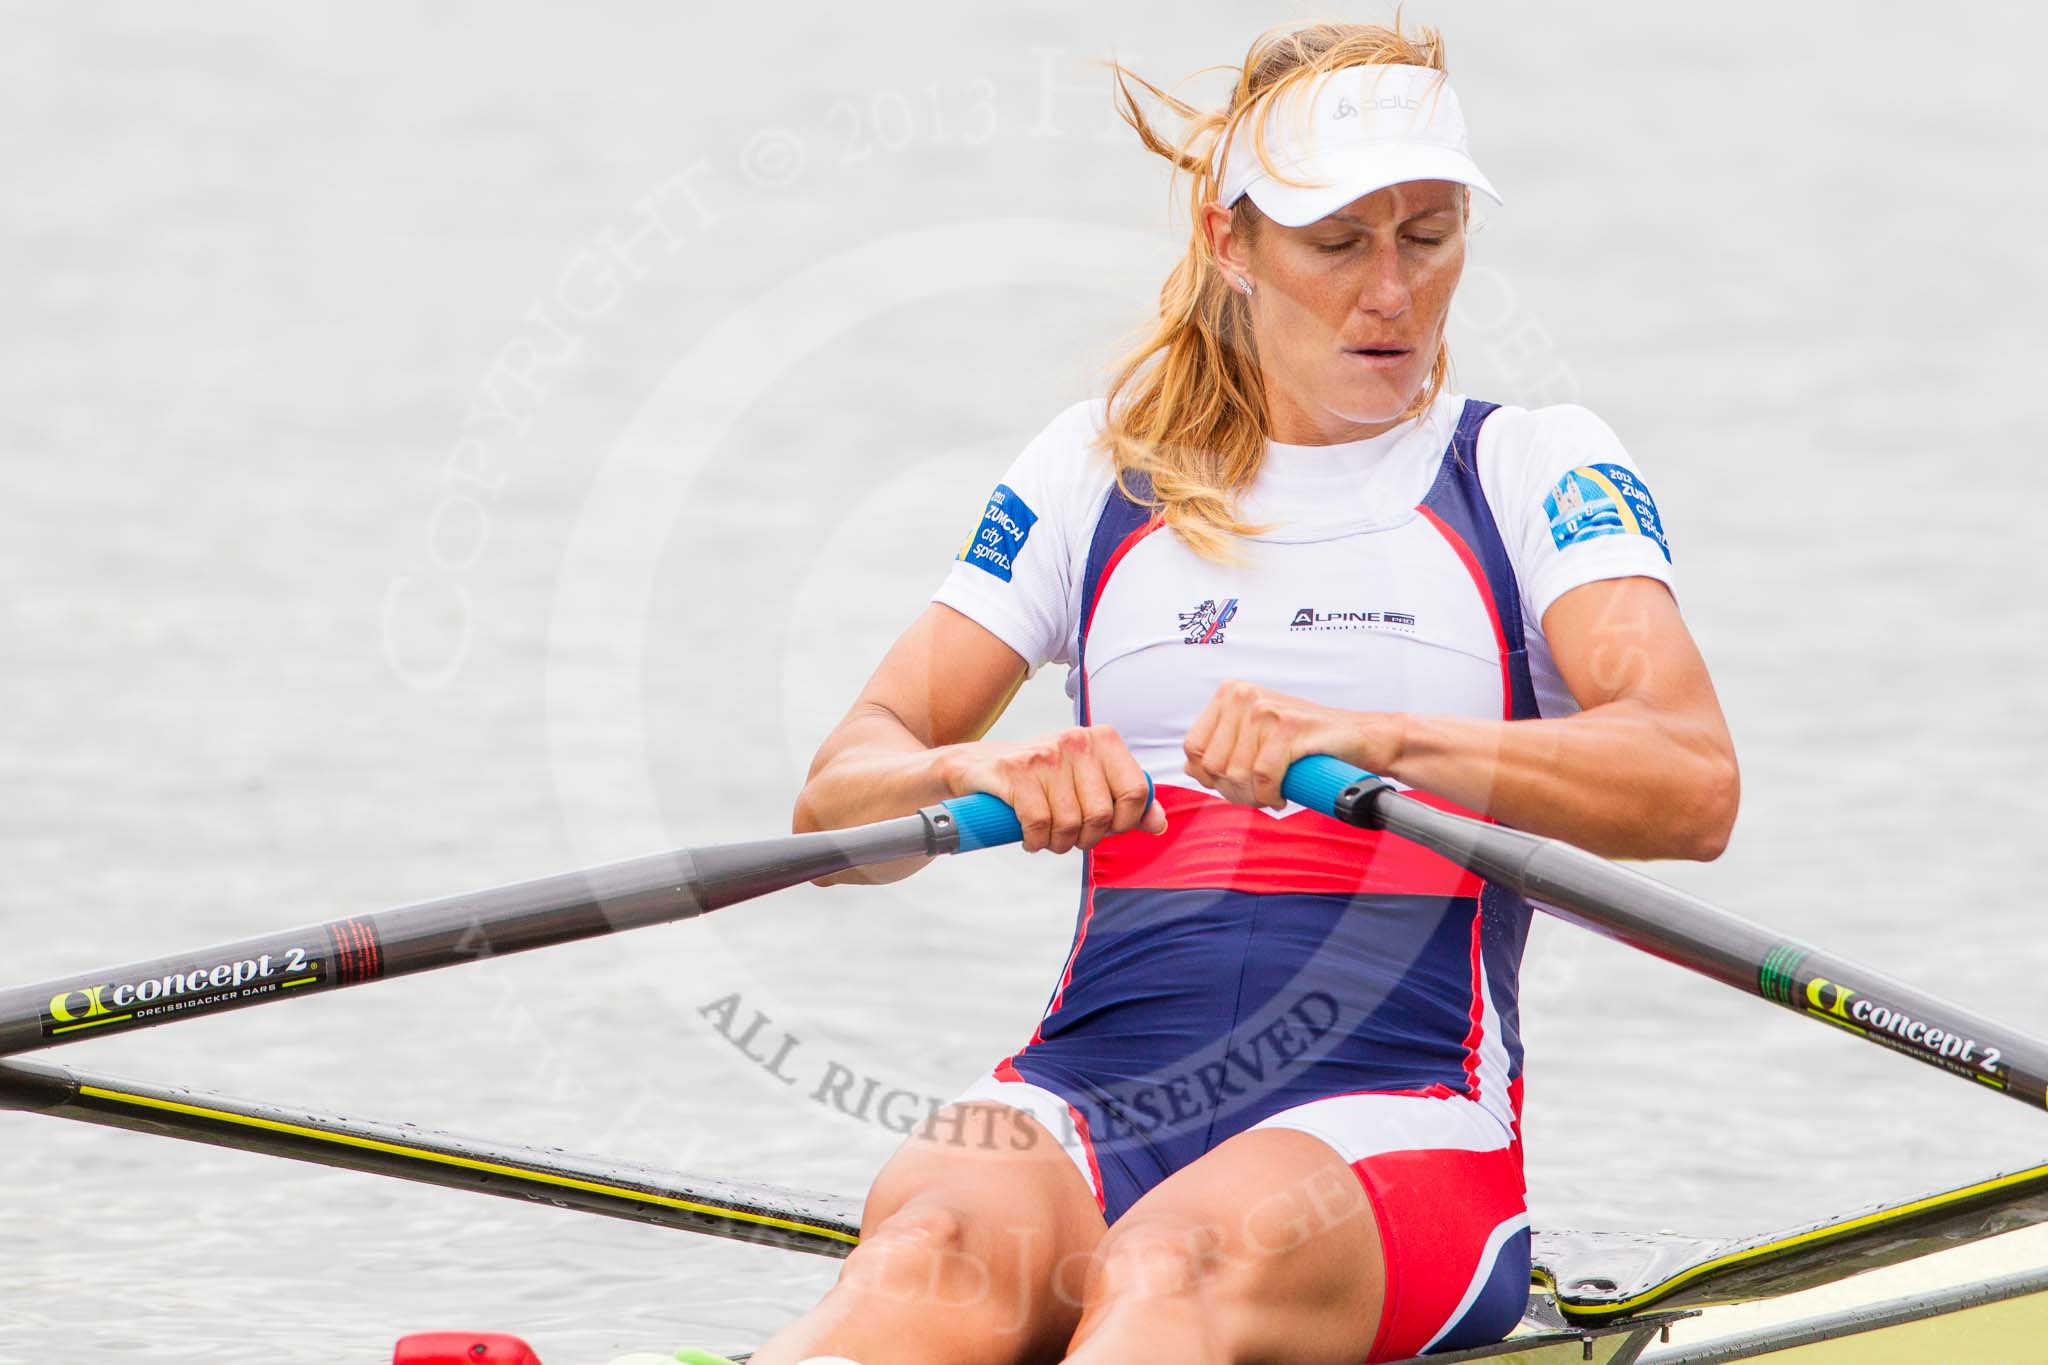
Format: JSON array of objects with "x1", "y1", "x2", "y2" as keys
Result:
[{"x1": 760, "y1": 20, "x2": 1737, "y2": 1365}]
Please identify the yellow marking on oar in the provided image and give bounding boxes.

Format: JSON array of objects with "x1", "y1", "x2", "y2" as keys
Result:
[
  {"x1": 1808, "y1": 1011, "x2": 1869, "y2": 1038},
  {"x1": 1542, "y1": 1159, "x2": 2048, "y2": 1322},
  {"x1": 51, "y1": 1014, "x2": 135, "y2": 1036},
  {"x1": 76, "y1": 1084, "x2": 859, "y2": 1247},
  {"x1": 280, "y1": 977, "x2": 318, "y2": 989}
]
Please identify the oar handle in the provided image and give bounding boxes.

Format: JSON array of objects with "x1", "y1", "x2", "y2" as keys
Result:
[
  {"x1": 935, "y1": 776, "x2": 1157, "y2": 854},
  {"x1": 939, "y1": 757, "x2": 1378, "y2": 854},
  {"x1": 937, "y1": 793, "x2": 1028, "y2": 853},
  {"x1": 1279, "y1": 755, "x2": 1392, "y2": 826}
]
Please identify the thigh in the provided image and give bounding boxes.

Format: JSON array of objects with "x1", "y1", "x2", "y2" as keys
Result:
[
  {"x1": 1088, "y1": 1123, "x2": 1386, "y2": 1364},
  {"x1": 1256, "y1": 1092, "x2": 1531, "y2": 1359}
]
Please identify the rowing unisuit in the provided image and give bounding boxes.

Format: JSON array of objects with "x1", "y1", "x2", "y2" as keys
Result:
[{"x1": 932, "y1": 389, "x2": 1676, "y2": 1358}]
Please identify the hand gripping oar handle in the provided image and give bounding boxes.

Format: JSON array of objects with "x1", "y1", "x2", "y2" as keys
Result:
[
  {"x1": 0, "y1": 784, "x2": 1087, "y2": 1060},
  {"x1": 1281, "y1": 755, "x2": 2048, "y2": 1116},
  {"x1": 925, "y1": 775, "x2": 1156, "y2": 854}
]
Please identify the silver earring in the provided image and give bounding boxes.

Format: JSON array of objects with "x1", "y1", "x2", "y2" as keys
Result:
[{"x1": 1236, "y1": 275, "x2": 1254, "y2": 296}]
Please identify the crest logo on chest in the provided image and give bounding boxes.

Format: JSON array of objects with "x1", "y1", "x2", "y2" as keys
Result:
[{"x1": 1177, "y1": 598, "x2": 1240, "y2": 644}]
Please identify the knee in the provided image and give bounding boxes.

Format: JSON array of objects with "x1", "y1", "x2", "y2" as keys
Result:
[
  {"x1": 845, "y1": 1201, "x2": 972, "y2": 1284},
  {"x1": 1087, "y1": 1217, "x2": 1243, "y2": 1311},
  {"x1": 839, "y1": 1202, "x2": 996, "y2": 1314}
]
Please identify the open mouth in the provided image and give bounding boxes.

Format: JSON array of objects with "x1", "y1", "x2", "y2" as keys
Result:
[{"x1": 1343, "y1": 345, "x2": 1412, "y2": 367}]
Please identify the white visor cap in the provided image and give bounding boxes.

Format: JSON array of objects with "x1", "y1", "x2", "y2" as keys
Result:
[{"x1": 1216, "y1": 64, "x2": 1499, "y2": 227}]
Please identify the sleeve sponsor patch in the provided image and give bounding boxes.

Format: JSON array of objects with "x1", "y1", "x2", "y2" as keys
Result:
[
  {"x1": 957, "y1": 482, "x2": 1038, "y2": 582},
  {"x1": 1542, "y1": 463, "x2": 1670, "y2": 562}
]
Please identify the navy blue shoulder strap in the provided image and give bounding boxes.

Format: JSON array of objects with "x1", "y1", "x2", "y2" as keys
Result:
[
  {"x1": 1080, "y1": 469, "x2": 1154, "y2": 626},
  {"x1": 1418, "y1": 401, "x2": 1541, "y2": 720},
  {"x1": 1074, "y1": 470, "x2": 1156, "y2": 724}
]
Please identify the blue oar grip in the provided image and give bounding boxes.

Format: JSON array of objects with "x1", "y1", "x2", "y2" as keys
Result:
[
  {"x1": 940, "y1": 792, "x2": 1022, "y2": 853},
  {"x1": 939, "y1": 776, "x2": 1156, "y2": 854},
  {"x1": 1280, "y1": 756, "x2": 1386, "y2": 827}
]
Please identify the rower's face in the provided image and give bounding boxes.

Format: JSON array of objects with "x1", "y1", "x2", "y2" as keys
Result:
[{"x1": 1213, "y1": 180, "x2": 1467, "y2": 444}]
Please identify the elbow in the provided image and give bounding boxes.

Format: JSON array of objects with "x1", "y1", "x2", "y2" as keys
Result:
[{"x1": 1675, "y1": 749, "x2": 1741, "y2": 861}]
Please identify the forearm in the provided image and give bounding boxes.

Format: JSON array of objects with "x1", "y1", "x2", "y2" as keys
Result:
[
  {"x1": 1370, "y1": 702, "x2": 1738, "y2": 861},
  {"x1": 795, "y1": 702, "x2": 964, "y2": 834},
  {"x1": 793, "y1": 704, "x2": 967, "y2": 883}
]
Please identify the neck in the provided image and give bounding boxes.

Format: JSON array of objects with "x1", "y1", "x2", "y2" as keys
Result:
[{"x1": 1263, "y1": 390, "x2": 1416, "y2": 446}]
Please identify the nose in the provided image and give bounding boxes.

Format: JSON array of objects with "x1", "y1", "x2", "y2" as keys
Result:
[{"x1": 1352, "y1": 239, "x2": 1411, "y2": 321}]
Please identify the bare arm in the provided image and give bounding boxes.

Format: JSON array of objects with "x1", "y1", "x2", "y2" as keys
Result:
[
  {"x1": 1383, "y1": 577, "x2": 1737, "y2": 858},
  {"x1": 1183, "y1": 576, "x2": 1739, "y2": 861},
  {"x1": 794, "y1": 604, "x2": 1025, "y2": 835},
  {"x1": 796, "y1": 603, "x2": 1162, "y2": 882}
]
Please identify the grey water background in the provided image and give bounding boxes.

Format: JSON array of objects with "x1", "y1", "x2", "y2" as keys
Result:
[{"x1": 4, "y1": 3, "x2": 2045, "y2": 1360}]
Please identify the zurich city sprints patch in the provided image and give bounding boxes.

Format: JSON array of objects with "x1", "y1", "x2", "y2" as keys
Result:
[
  {"x1": 1543, "y1": 463, "x2": 1670, "y2": 562},
  {"x1": 958, "y1": 483, "x2": 1038, "y2": 582}
]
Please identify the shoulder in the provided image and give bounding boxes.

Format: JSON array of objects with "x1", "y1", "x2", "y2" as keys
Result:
[
  {"x1": 936, "y1": 401, "x2": 1118, "y2": 671},
  {"x1": 1019, "y1": 398, "x2": 1114, "y2": 477},
  {"x1": 1473, "y1": 400, "x2": 1662, "y2": 539},
  {"x1": 1468, "y1": 399, "x2": 1677, "y2": 620},
  {"x1": 998, "y1": 398, "x2": 1120, "y2": 523},
  {"x1": 1043, "y1": 396, "x2": 1111, "y2": 442},
  {"x1": 1474, "y1": 401, "x2": 1632, "y2": 476}
]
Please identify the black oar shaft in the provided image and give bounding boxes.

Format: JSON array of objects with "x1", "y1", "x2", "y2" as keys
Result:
[
  {"x1": 0, "y1": 1057, "x2": 859, "y2": 1257},
  {"x1": 0, "y1": 810, "x2": 953, "y2": 1058},
  {"x1": 1286, "y1": 758, "x2": 2048, "y2": 1113}
]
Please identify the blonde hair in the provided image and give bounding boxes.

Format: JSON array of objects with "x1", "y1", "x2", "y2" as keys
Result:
[{"x1": 1100, "y1": 20, "x2": 1455, "y2": 560}]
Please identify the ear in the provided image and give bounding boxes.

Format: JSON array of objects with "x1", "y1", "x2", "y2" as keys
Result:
[{"x1": 1202, "y1": 202, "x2": 1250, "y2": 284}]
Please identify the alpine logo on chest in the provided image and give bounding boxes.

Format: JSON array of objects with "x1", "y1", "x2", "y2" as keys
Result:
[
  {"x1": 1289, "y1": 607, "x2": 1418, "y2": 633},
  {"x1": 1177, "y1": 598, "x2": 1239, "y2": 644}
]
